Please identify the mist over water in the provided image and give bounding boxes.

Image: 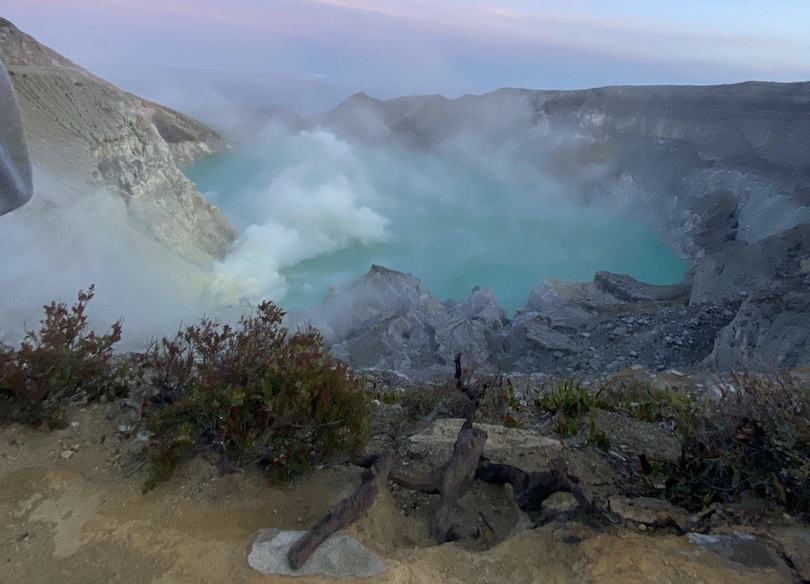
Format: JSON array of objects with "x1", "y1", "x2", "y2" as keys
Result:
[{"x1": 187, "y1": 129, "x2": 686, "y2": 315}]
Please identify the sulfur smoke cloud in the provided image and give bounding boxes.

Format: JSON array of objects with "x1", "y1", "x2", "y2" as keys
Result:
[
  {"x1": 209, "y1": 130, "x2": 390, "y2": 303},
  {"x1": 0, "y1": 97, "x2": 685, "y2": 350},
  {"x1": 0, "y1": 169, "x2": 216, "y2": 349}
]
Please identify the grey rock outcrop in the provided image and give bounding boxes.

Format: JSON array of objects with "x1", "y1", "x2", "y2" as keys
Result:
[
  {"x1": 301, "y1": 265, "x2": 502, "y2": 376},
  {"x1": 694, "y1": 224, "x2": 810, "y2": 368},
  {"x1": 687, "y1": 532, "x2": 783, "y2": 570},
  {"x1": 299, "y1": 264, "x2": 749, "y2": 376},
  {"x1": 0, "y1": 18, "x2": 235, "y2": 265}
]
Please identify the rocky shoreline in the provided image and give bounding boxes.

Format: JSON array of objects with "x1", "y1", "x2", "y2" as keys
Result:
[{"x1": 297, "y1": 251, "x2": 808, "y2": 379}]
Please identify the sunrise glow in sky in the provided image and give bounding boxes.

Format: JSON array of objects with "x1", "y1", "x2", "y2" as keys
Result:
[{"x1": 4, "y1": 0, "x2": 809, "y2": 113}]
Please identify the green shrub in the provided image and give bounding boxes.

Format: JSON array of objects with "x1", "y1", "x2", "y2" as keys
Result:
[
  {"x1": 534, "y1": 379, "x2": 611, "y2": 437},
  {"x1": 599, "y1": 380, "x2": 695, "y2": 428},
  {"x1": 662, "y1": 372, "x2": 810, "y2": 513},
  {"x1": 142, "y1": 301, "x2": 371, "y2": 491},
  {"x1": 0, "y1": 286, "x2": 125, "y2": 426}
]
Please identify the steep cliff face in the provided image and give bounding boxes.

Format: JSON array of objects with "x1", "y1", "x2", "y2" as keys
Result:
[{"x1": 0, "y1": 18, "x2": 235, "y2": 265}]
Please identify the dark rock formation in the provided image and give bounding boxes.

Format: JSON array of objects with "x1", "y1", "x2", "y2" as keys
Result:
[{"x1": 295, "y1": 264, "x2": 763, "y2": 376}]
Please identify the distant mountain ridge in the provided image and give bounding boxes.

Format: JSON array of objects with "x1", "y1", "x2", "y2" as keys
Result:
[{"x1": 309, "y1": 81, "x2": 810, "y2": 258}]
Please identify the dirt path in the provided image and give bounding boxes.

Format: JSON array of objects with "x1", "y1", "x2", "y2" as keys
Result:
[{"x1": 0, "y1": 403, "x2": 795, "y2": 584}]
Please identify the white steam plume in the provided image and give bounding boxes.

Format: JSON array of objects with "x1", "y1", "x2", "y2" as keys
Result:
[{"x1": 209, "y1": 130, "x2": 390, "y2": 303}]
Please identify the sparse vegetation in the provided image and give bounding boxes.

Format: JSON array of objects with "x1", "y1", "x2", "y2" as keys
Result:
[
  {"x1": 661, "y1": 372, "x2": 810, "y2": 513},
  {"x1": 2, "y1": 287, "x2": 809, "y2": 518},
  {"x1": 534, "y1": 379, "x2": 610, "y2": 437},
  {"x1": 532, "y1": 377, "x2": 695, "y2": 441},
  {"x1": 0, "y1": 286, "x2": 126, "y2": 427},
  {"x1": 141, "y1": 301, "x2": 370, "y2": 491}
]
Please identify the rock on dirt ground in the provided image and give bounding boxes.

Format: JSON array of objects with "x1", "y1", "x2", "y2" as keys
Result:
[{"x1": 1, "y1": 402, "x2": 807, "y2": 584}]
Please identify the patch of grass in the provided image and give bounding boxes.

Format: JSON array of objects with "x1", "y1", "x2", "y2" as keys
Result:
[
  {"x1": 534, "y1": 379, "x2": 611, "y2": 437},
  {"x1": 141, "y1": 301, "x2": 371, "y2": 491},
  {"x1": 478, "y1": 376, "x2": 521, "y2": 426},
  {"x1": 399, "y1": 383, "x2": 450, "y2": 420},
  {"x1": 587, "y1": 411, "x2": 611, "y2": 451},
  {"x1": 599, "y1": 380, "x2": 696, "y2": 429},
  {"x1": 0, "y1": 286, "x2": 126, "y2": 426}
]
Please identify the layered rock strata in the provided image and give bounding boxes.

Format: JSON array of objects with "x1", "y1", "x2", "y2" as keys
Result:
[{"x1": 0, "y1": 18, "x2": 235, "y2": 265}]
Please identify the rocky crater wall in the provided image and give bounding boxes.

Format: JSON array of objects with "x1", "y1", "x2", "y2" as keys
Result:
[
  {"x1": 300, "y1": 84, "x2": 810, "y2": 374},
  {"x1": 0, "y1": 18, "x2": 235, "y2": 266}
]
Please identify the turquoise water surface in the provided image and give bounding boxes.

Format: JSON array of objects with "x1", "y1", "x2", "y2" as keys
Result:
[{"x1": 185, "y1": 131, "x2": 685, "y2": 315}]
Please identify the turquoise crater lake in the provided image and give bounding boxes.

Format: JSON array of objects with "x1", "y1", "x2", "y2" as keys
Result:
[{"x1": 185, "y1": 131, "x2": 686, "y2": 315}]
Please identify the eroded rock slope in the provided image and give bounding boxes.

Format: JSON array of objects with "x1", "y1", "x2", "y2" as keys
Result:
[{"x1": 0, "y1": 18, "x2": 235, "y2": 265}]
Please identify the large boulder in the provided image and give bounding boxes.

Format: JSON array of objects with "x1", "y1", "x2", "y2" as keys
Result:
[
  {"x1": 691, "y1": 224, "x2": 810, "y2": 304},
  {"x1": 303, "y1": 265, "x2": 503, "y2": 376},
  {"x1": 707, "y1": 284, "x2": 810, "y2": 369}
]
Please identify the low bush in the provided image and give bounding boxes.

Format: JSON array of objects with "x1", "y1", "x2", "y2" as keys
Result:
[
  {"x1": 142, "y1": 301, "x2": 370, "y2": 491},
  {"x1": 662, "y1": 372, "x2": 810, "y2": 513},
  {"x1": 0, "y1": 286, "x2": 126, "y2": 426}
]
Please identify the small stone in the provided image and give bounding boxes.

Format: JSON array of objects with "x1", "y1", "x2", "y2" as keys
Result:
[
  {"x1": 609, "y1": 496, "x2": 688, "y2": 529},
  {"x1": 687, "y1": 532, "x2": 780, "y2": 569},
  {"x1": 553, "y1": 351, "x2": 564, "y2": 359},
  {"x1": 248, "y1": 529, "x2": 387, "y2": 578},
  {"x1": 613, "y1": 326, "x2": 628, "y2": 337},
  {"x1": 60, "y1": 450, "x2": 74, "y2": 460}
]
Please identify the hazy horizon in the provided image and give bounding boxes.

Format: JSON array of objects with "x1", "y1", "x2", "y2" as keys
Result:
[{"x1": 3, "y1": 1, "x2": 809, "y2": 115}]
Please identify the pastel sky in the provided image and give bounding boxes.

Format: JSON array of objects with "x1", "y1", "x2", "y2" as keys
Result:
[{"x1": 3, "y1": 0, "x2": 809, "y2": 114}]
